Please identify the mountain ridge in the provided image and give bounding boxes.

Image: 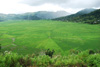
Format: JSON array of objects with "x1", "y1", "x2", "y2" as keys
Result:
[
  {"x1": 0, "y1": 11, "x2": 70, "y2": 21},
  {"x1": 53, "y1": 8, "x2": 96, "y2": 21}
]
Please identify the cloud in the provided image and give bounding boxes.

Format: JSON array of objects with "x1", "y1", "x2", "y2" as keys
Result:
[
  {"x1": 0, "y1": 0, "x2": 100, "y2": 14},
  {"x1": 20, "y1": 0, "x2": 69, "y2": 6},
  {"x1": 20, "y1": 0, "x2": 100, "y2": 8},
  {"x1": 0, "y1": 0, "x2": 67, "y2": 14}
]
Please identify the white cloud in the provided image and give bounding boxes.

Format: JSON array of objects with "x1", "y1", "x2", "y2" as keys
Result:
[
  {"x1": 0, "y1": 0, "x2": 70, "y2": 14},
  {"x1": 0, "y1": 0, "x2": 67, "y2": 14},
  {"x1": 0, "y1": 0, "x2": 100, "y2": 14},
  {"x1": 20, "y1": 0, "x2": 100, "y2": 8}
]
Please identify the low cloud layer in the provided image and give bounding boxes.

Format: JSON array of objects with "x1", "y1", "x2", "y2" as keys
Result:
[{"x1": 20, "y1": 0, "x2": 100, "y2": 8}]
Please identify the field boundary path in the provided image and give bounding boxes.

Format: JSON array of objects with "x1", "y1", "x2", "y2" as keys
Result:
[{"x1": 11, "y1": 38, "x2": 16, "y2": 46}]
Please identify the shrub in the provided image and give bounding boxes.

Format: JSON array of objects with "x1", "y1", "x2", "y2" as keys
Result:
[
  {"x1": 0, "y1": 50, "x2": 100, "y2": 67},
  {"x1": 45, "y1": 49, "x2": 55, "y2": 58},
  {"x1": 86, "y1": 54, "x2": 100, "y2": 67}
]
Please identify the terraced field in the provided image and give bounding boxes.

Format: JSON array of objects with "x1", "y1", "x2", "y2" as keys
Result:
[{"x1": 0, "y1": 20, "x2": 100, "y2": 55}]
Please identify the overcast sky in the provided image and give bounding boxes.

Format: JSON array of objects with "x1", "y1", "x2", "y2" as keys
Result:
[{"x1": 0, "y1": 0, "x2": 100, "y2": 14}]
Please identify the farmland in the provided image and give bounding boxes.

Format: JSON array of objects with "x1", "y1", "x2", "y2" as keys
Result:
[{"x1": 0, "y1": 20, "x2": 100, "y2": 55}]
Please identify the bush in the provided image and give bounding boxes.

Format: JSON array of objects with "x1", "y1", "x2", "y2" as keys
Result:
[
  {"x1": 0, "y1": 50, "x2": 100, "y2": 67},
  {"x1": 45, "y1": 49, "x2": 55, "y2": 58},
  {"x1": 86, "y1": 54, "x2": 100, "y2": 67}
]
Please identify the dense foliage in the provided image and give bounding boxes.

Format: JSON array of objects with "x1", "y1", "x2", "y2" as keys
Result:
[{"x1": 0, "y1": 50, "x2": 100, "y2": 67}]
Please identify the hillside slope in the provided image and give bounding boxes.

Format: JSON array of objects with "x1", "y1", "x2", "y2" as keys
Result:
[
  {"x1": 71, "y1": 9, "x2": 100, "y2": 24},
  {"x1": 54, "y1": 8, "x2": 100, "y2": 24},
  {"x1": 54, "y1": 8, "x2": 96, "y2": 20}
]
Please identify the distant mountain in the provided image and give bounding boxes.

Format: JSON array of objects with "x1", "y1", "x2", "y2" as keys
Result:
[
  {"x1": 34, "y1": 11, "x2": 70, "y2": 19},
  {"x1": 76, "y1": 8, "x2": 96, "y2": 15},
  {"x1": 54, "y1": 8, "x2": 96, "y2": 21},
  {"x1": 0, "y1": 13, "x2": 41, "y2": 21},
  {"x1": 0, "y1": 13, "x2": 7, "y2": 21},
  {"x1": 0, "y1": 11, "x2": 69, "y2": 21}
]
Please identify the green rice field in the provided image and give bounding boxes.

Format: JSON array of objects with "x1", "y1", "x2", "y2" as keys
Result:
[{"x1": 0, "y1": 20, "x2": 100, "y2": 55}]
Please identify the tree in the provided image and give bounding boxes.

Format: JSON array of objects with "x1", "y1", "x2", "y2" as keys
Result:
[{"x1": 45, "y1": 49, "x2": 55, "y2": 58}]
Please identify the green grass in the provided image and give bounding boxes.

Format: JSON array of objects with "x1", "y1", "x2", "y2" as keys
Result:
[{"x1": 0, "y1": 20, "x2": 100, "y2": 55}]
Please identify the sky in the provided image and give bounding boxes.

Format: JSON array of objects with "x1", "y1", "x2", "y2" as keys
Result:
[{"x1": 0, "y1": 0, "x2": 100, "y2": 14}]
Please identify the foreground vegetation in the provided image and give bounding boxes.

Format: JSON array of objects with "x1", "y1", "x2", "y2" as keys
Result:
[
  {"x1": 0, "y1": 20, "x2": 100, "y2": 55},
  {"x1": 0, "y1": 50, "x2": 100, "y2": 67}
]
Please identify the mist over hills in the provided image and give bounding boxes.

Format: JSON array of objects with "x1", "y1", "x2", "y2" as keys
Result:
[
  {"x1": 34, "y1": 11, "x2": 70, "y2": 19},
  {"x1": 0, "y1": 11, "x2": 70, "y2": 21}
]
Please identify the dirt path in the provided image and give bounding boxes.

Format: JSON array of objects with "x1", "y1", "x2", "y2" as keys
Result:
[{"x1": 11, "y1": 38, "x2": 16, "y2": 46}]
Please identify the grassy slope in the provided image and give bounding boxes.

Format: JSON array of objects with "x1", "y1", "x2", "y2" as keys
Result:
[{"x1": 0, "y1": 20, "x2": 100, "y2": 55}]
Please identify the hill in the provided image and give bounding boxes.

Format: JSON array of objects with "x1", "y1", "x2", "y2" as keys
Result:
[
  {"x1": 54, "y1": 8, "x2": 99, "y2": 24},
  {"x1": 0, "y1": 13, "x2": 41, "y2": 21},
  {"x1": 70, "y1": 9, "x2": 100, "y2": 24},
  {"x1": 0, "y1": 11, "x2": 69, "y2": 21},
  {"x1": 34, "y1": 11, "x2": 70, "y2": 19},
  {"x1": 76, "y1": 8, "x2": 96, "y2": 15}
]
